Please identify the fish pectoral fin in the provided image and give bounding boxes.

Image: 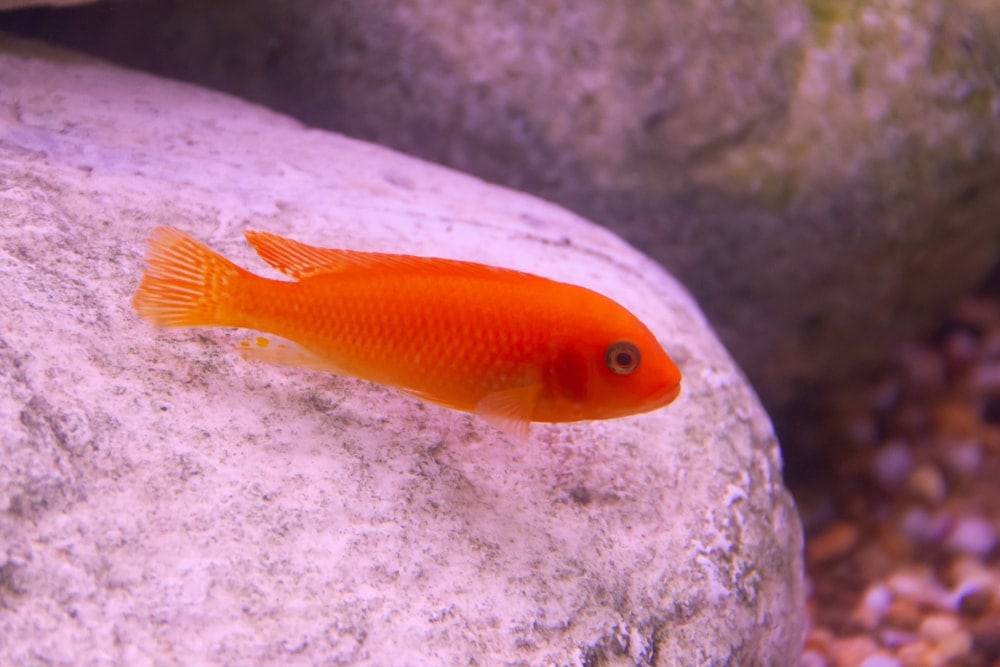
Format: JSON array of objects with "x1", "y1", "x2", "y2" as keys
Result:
[
  {"x1": 475, "y1": 384, "x2": 539, "y2": 440},
  {"x1": 236, "y1": 337, "x2": 347, "y2": 374}
]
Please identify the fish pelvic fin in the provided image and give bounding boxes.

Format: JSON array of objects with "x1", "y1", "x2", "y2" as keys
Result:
[
  {"x1": 132, "y1": 227, "x2": 248, "y2": 328},
  {"x1": 475, "y1": 384, "x2": 539, "y2": 440}
]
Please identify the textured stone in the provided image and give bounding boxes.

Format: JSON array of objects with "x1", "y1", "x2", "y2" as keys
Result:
[
  {"x1": 0, "y1": 0, "x2": 97, "y2": 9},
  {"x1": 3, "y1": 0, "x2": 999, "y2": 459},
  {"x1": 0, "y1": 36, "x2": 804, "y2": 665}
]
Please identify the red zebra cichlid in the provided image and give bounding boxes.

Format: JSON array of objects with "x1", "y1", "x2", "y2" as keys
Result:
[{"x1": 132, "y1": 227, "x2": 681, "y2": 435}]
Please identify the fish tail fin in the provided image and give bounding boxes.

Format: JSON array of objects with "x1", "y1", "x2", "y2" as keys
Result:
[{"x1": 132, "y1": 227, "x2": 249, "y2": 328}]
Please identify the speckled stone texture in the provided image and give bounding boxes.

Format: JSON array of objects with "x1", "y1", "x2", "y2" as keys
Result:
[
  {"x1": 0, "y1": 37, "x2": 803, "y2": 665},
  {"x1": 0, "y1": 1, "x2": 95, "y2": 8},
  {"x1": 3, "y1": 0, "x2": 999, "y2": 457}
]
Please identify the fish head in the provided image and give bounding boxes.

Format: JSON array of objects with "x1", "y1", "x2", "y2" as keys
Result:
[
  {"x1": 585, "y1": 331, "x2": 682, "y2": 420},
  {"x1": 541, "y1": 318, "x2": 682, "y2": 422}
]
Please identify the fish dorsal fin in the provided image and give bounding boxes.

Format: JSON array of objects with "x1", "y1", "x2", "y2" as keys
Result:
[
  {"x1": 244, "y1": 230, "x2": 522, "y2": 281},
  {"x1": 474, "y1": 383, "x2": 539, "y2": 440},
  {"x1": 244, "y1": 230, "x2": 397, "y2": 280}
]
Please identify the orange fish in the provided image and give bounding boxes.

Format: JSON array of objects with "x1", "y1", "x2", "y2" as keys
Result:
[{"x1": 132, "y1": 227, "x2": 681, "y2": 435}]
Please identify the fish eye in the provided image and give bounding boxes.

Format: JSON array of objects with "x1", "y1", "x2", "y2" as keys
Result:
[{"x1": 606, "y1": 341, "x2": 640, "y2": 375}]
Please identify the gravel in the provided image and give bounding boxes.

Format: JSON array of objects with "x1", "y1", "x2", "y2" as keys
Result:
[{"x1": 795, "y1": 296, "x2": 1000, "y2": 666}]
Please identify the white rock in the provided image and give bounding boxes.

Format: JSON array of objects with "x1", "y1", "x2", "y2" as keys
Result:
[{"x1": 0, "y1": 36, "x2": 805, "y2": 665}]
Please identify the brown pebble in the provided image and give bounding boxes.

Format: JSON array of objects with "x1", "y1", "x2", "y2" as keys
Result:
[
  {"x1": 983, "y1": 328, "x2": 1000, "y2": 358},
  {"x1": 958, "y1": 588, "x2": 993, "y2": 617},
  {"x1": 907, "y1": 463, "x2": 948, "y2": 505},
  {"x1": 913, "y1": 612, "x2": 976, "y2": 665},
  {"x1": 970, "y1": 614, "x2": 1000, "y2": 661},
  {"x1": 919, "y1": 613, "x2": 961, "y2": 642},
  {"x1": 973, "y1": 362, "x2": 1000, "y2": 392},
  {"x1": 803, "y1": 627, "x2": 834, "y2": 653},
  {"x1": 827, "y1": 635, "x2": 879, "y2": 666},
  {"x1": 877, "y1": 524, "x2": 914, "y2": 561},
  {"x1": 807, "y1": 521, "x2": 860, "y2": 565},
  {"x1": 980, "y1": 425, "x2": 1000, "y2": 453},
  {"x1": 935, "y1": 630, "x2": 973, "y2": 663},
  {"x1": 884, "y1": 596, "x2": 923, "y2": 631},
  {"x1": 933, "y1": 401, "x2": 980, "y2": 440},
  {"x1": 895, "y1": 639, "x2": 933, "y2": 666}
]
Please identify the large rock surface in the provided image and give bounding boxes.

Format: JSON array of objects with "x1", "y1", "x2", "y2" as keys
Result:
[
  {"x1": 3, "y1": 0, "x2": 999, "y2": 457},
  {"x1": 0, "y1": 36, "x2": 804, "y2": 665}
]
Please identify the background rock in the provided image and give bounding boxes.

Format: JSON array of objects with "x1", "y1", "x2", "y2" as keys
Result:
[
  {"x1": 0, "y1": 1, "x2": 95, "y2": 9},
  {"x1": 2, "y1": 0, "x2": 999, "y2": 462},
  {"x1": 0, "y1": 36, "x2": 804, "y2": 665}
]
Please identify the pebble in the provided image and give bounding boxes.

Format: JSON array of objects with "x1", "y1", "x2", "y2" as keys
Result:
[
  {"x1": 949, "y1": 556, "x2": 1000, "y2": 604},
  {"x1": 942, "y1": 329, "x2": 979, "y2": 365},
  {"x1": 798, "y1": 649, "x2": 827, "y2": 667},
  {"x1": 919, "y1": 613, "x2": 961, "y2": 642},
  {"x1": 970, "y1": 614, "x2": 1000, "y2": 660},
  {"x1": 806, "y1": 521, "x2": 859, "y2": 564},
  {"x1": 973, "y1": 361, "x2": 1000, "y2": 391},
  {"x1": 828, "y1": 636, "x2": 880, "y2": 666},
  {"x1": 886, "y1": 569, "x2": 953, "y2": 611},
  {"x1": 932, "y1": 400, "x2": 979, "y2": 439},
  {"x1": 871, "y1": 440, "x2": 913, "y2": 487},
  {"x1": 884, "y1": 596, "x2": 922, "y2": 630},
  {"x1": 894, "y1": 640, "x2": 955, "y2": 667},
  {"x1": 878, "y1": 628, "x2": 918, "y2": 649},
  {"x1": 857, "y1": 655, "x2": 901, "y2": 667},
  {"x1": 899, "y1": 508, "x2": 948, "y2": 545},
  {"x1": 905, "y1": 463, "x2": 947, "y2": 504},
  {"x1": 940, "y1": 438, "x2": 982, "y2": 474},
  {"x1": 945, "y1": 515, "x2": 998, "y2": 556},
  {"x1": 956, "y1": 587, "x2": 992, "y2": 616},
  {"x1": 899, "y1": 344, "x2": 946, "y2": 391},
  {"x1": 852, "y1": 584, "x2": 893, "y2": 629},
  {"x1": 797, "y1": 295, "x2": 1000, "y2": 667},
  {"x1": 919, "y1": 614, "x2": 973, "y2": 662}
]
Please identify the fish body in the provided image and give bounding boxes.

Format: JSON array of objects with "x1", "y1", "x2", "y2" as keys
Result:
[{"x1": 132, "y1": 227, "x2": 681, "y2": 434}]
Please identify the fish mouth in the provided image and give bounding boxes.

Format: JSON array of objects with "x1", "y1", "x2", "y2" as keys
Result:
[{"x1": 648, "y1": 382, "x2": 681, "y2": 407}]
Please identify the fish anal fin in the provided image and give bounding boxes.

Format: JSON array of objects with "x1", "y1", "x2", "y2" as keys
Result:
[
  {"x1": 475, "y1": 384, "x2": 538, "y2": 440},
  {"x1": 237, "y1": 337, "x2": 347, "y2": 374}
]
